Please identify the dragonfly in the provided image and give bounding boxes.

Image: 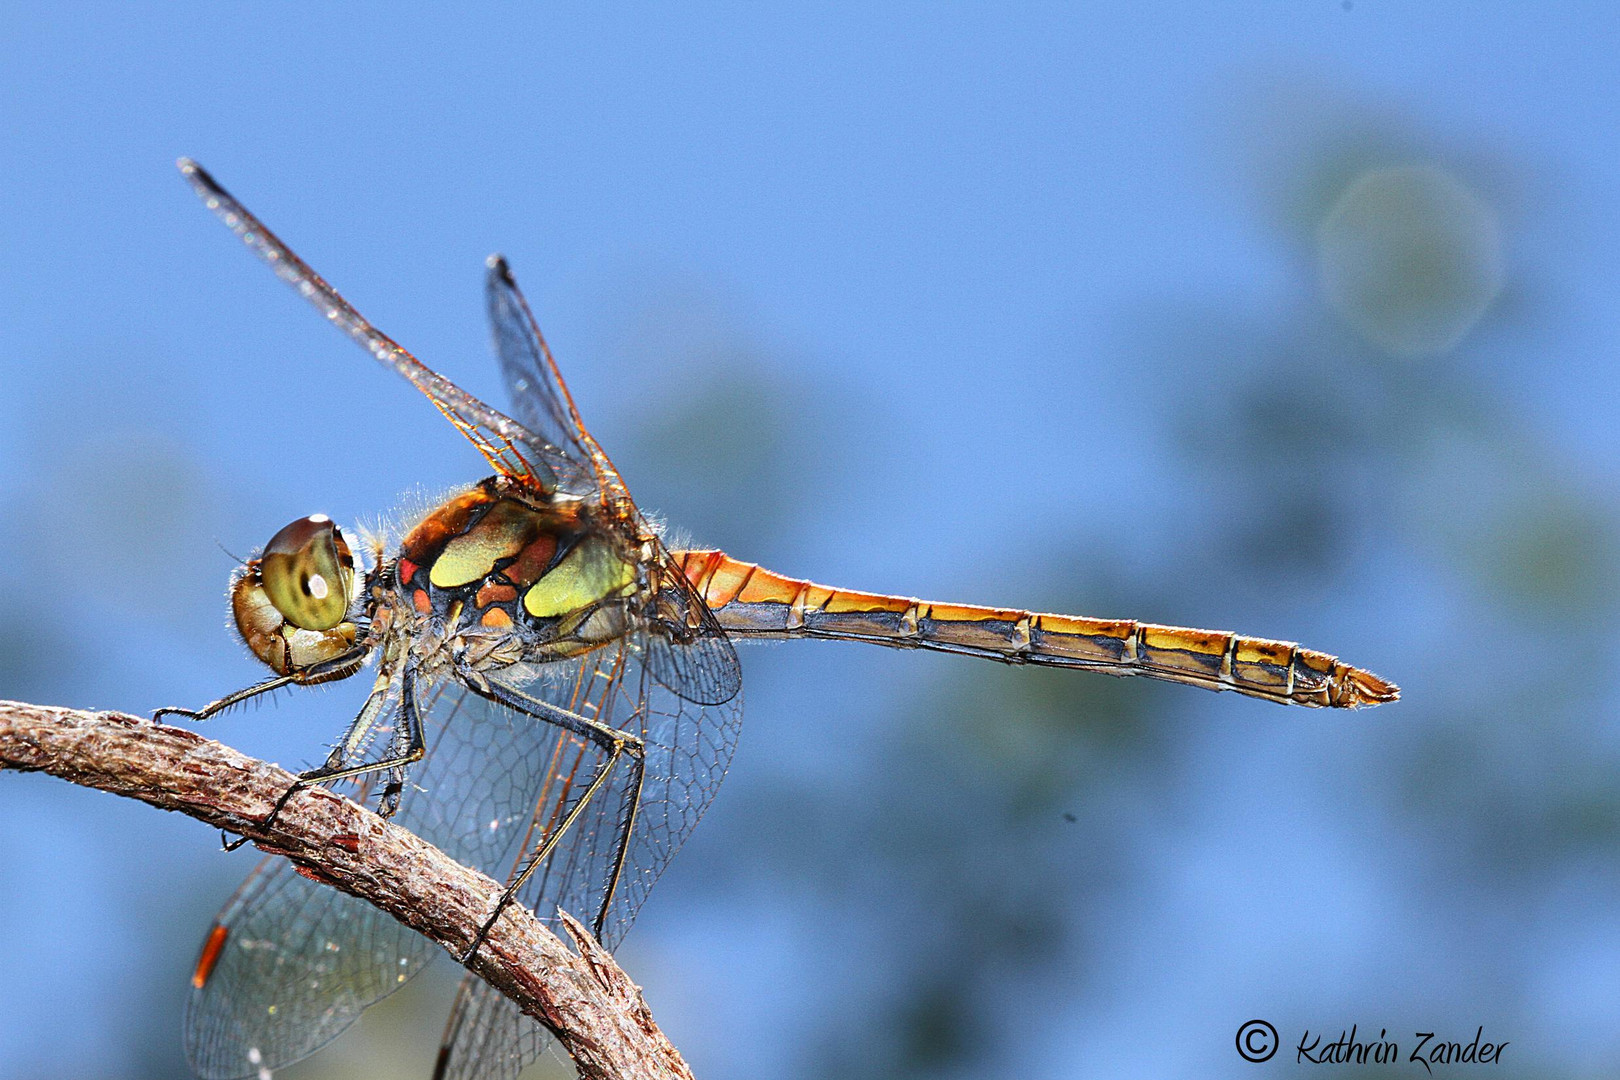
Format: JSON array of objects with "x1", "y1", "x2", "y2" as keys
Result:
[{"x1": 163, "y1": 158, "x2": 1398, "y2": 1080}]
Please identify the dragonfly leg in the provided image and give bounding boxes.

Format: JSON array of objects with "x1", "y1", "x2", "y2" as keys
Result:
[
  {"x1": 152, "y1": 675, "x2": 297, "y2": 723},
  {"x1": 223, "y1": 661, "x2": 425, "y2": 851},
  {"x1": 593, "y1": 747, "x2": 644, "y2": 939},
  {"x1": 156, "y1": 648, "x2": 374, "y2": 850},
  {"x1": 454, "y1": 677, "x2": 645, "y2": 964},
  {"x1": 376, "y1": 672, "x2": 426, "y2": 819},
  {"x1": 152, "y1": 647, "x2": 370, "y2": 723},
  {"x1": 276, "y1": 666, "x2": 426, "y2": 817}
]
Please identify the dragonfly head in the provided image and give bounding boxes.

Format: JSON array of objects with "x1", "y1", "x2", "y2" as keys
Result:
[{"x1": 230, "y1": 515, "x2": 360, "y2": 675}]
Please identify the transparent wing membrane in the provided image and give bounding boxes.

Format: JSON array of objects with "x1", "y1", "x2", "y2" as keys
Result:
[
  {"x1": 184, "y1": 854, "x2": 437, "y2": 1080},
  {"x1": 434, "y1": 976, "x2": 544, "y2": 1080},
  {"x1": 433, "y1": 635, "x2": 743, "y2": 1078},
  {"x1": 177, "y1": 159, "x2": 568, "y2": 494},
  {"x1": 485, "y1": 255, "x2": 619, "y2": 501},
  {"x1": 643, "y1": 546, "x2": 744, "y2": 707},
  {"x1": 188, "y1": 633, "x2": 742, "y2": 1080},
  {"x1": 187, "y1": 676, "x2": 569, "y2": 1078}
]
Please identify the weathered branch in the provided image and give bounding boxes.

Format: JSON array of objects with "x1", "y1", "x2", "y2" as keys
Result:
[{"x1": 0, "y1": 699, "x2": 692, "y2": 1080}]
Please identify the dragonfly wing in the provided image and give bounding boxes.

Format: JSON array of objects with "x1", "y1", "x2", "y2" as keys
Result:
[
  {"x1": 484, "y1": 256, "x2": 612, "y2": 499},
  {"x1": 177, "y1": 159, "x2": 570, "y2": 494},
  {"x1": 432, "y1": 974, "x2": 544, "y2": 1080},
  {"x1": 433, "y1": 637, "x2": 744, "y2": 1076},
  {"x1": 189, "y1": 622, "x2": 742, "y2": 1079},
  {"x1": 184, "y1": 675, "x2": 561, "y2": 1078},
  {"x1": 184, "y1": 855, "x2": 439, "y2": 1080},
  {"x1": 642, "y1": 546, "x2": 743, "y2": 706},
  {"x1": 600, "y1": 633, "x2": 744, "y2": 945},
  {"x1": 497, "y1": 635, "x2": 744, "y2": 946},
  {"x1": 422, "y1": 652, "x2": 643, "y2": 1080}
]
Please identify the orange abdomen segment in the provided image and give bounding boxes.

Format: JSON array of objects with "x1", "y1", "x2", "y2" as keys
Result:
[{"x1": 673, "y1": 550, "x2": 1397, "y2": 709}]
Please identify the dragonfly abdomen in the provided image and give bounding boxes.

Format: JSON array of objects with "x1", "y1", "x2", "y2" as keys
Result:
[{"x1": 674, "y1": 550, "x2": 1397, "y2": 708}]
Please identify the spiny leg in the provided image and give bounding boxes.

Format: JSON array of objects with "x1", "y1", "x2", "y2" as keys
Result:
[
  {"x1": 477, "y1": 671, "x2": 644, "y2": 937},
  {"x1": 152, "y1": 647, "x2": 369, "y2": 722},
  {"x1": 542, "y1": 664, "x2": 647, "y2": 945},
  {"x1": 156, "y1": 647, "x2": 374, "y2": 849},
  {"x1": 273, "y1": 664, "x2": 426, "y2": 816},
  {"x1": 223, "y1": 662, "x2": 425, "y2": 851},
  {"x1": 153, "y1": 675, "x2": 297, "y2": 723},
  {"x1": 457, "y1": 676, "x2": 645, "y2": 963},
  {"x1": 461, "y1": 736, "x2": 628, "y2": 963},
  {"x1": 589, "y1": 742, "x2": 644, "y2": 942},
  {"x1": 376, "y1": 671, "x2": 426, "y2": 818}
]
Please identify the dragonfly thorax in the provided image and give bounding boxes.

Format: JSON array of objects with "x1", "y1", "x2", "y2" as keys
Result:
[{"x1": 392, "y1": 478, "x2": 642, "y2": 668}]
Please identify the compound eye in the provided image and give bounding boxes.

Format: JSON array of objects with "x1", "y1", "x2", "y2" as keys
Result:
[{"x1": 259, "y1": 515, "x2": 356, "y2": 630}]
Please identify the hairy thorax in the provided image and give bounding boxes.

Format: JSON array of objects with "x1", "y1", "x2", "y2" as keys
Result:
[{"x1": 380, "y1": 477, "x2": 647, "y2": 679}]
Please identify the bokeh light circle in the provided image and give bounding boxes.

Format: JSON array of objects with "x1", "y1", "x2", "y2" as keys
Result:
[{"x1": 1317, "y1": 164, "x2": 1503, "y2": 357}]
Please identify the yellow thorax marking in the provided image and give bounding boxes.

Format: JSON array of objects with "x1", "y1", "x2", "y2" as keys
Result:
[
  {"x1": 524, "y1": 537, "x2": 636, "y2": 619},
  {"x1": 430, "y1": 500, "x2": 540, "y2": 589}
]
